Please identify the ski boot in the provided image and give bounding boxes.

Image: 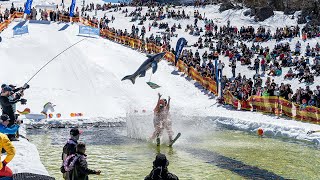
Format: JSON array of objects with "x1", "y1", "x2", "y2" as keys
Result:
[{"x1": 156, "y1": 137, "x2": 160, "y2": 146}]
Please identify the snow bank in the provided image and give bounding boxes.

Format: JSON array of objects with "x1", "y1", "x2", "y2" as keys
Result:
[{"x1": 3, "y1": 124, "x2": 49, "y2": 176}]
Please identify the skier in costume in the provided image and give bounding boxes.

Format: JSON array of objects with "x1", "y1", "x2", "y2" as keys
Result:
[{"x1": 151, "y1": 93, "x2": 174, "y2": 145}]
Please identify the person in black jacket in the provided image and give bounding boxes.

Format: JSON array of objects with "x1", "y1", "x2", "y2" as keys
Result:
[
  {"x1": 62, "y1": 128, "x2": 82, "y2": 179},
  {"x1": 145, "y1": 153, "x2": 179, "y2": 180},
  {"x1": 0, "y1": 86, "x2": 22, "y2": 125},
  {"x1": 69, "y1": 143, "x2": 101, "y2": 180}
]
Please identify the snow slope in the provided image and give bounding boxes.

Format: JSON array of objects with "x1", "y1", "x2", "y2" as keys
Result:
[{"x1": 2, "y1": 125, "x2": 49, "y2": 175}]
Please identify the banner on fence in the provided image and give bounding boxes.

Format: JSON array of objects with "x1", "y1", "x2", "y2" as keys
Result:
[
  {"x1": 79, "y1": 25, "x2": 100, "y2": 36},
  {"x1": 13, "y1": 25, "x2": 29, "y2": 36}
]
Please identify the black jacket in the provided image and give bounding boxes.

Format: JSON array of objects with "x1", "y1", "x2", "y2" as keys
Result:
[
  {"x1": 69, "y1": 153, "x2": 97, "y2": 180},
  {"x1": 62, "y1": 139, "x2": 77, "y2": 161},
  {"x1": 145, "y1": 167, "x2": 179, "y2": 180},
  {"x1": 0, "y1": 95, "x2": 20, "y2": 120}
]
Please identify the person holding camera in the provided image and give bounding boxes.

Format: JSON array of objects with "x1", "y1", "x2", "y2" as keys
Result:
[
  {"x1": 0, "y1": 86, "x2": 26, "y2": 141},
  {"x1": 145, "y1": 153, "x2": 178, "y2": 180}
]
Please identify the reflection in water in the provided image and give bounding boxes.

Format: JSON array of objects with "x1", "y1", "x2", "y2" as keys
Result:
[{"x1": 28, "y1": 118, "x2": 320, "y2": 179}]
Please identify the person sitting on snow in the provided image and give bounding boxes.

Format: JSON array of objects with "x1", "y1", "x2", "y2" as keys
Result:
[
  {"x1": 0, "y1": 114, "x2": 20, "y2": 135},
  {"x1": 0, "y1": 132, "x2": 16, "y2": 177},
  {"x1": 150, "y1": 93, "x2": 173, "y2": 146},
  {"x1": 145, "y1": 153, "x2": 179, "y2": 180},
  {"x1": 284, "y1": 68, "x2": 295, "y2": 79}
]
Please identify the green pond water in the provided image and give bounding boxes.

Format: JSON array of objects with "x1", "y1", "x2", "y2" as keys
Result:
[{"x1": 28, "y1": 124, "x2": 320, "y2": 180}]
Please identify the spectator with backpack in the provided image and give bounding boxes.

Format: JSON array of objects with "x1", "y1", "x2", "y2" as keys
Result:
[
  {"x1": 61, "y1": 128, "x2": 82, "y2": 180},
  {"x1": 63, "y1": 143, "x2": 101, "y2": 180}
]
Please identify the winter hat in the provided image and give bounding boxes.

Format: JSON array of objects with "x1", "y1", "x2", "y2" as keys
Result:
[
  {"x1": 0, "y1": 114, "x2": 10, "y2": 121},
  {"x1": 153, "y1": 153, "x2": 169, "y2": 167},
  {"x1": 3, "y1": 86, "x2": 12, "y2": 92},
  {"x1": 70, "y1": 128, "x2": 83, "y2": 136},
  {"x1": 1, "y1": 84, "x2": 6, "y2": 89}
]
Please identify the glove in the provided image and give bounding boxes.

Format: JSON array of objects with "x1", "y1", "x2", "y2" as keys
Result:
[
  {"x1": 15, "y1": 93, "x2": 21, "y2": 99},
  {"x1": 2, "y1": 161, "x2": 7, "y2": 168}
]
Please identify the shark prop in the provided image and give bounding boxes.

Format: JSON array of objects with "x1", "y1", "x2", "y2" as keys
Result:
[{"x1": 121, "y1": 52, "x2": 166, "y2": 88}]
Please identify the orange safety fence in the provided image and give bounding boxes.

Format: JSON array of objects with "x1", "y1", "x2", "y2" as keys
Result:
[
  {"x1": 250, "y1": 96, "x2": 278, "y2": 114},
  {"x1": 0, "y1": 11, "x2": 25, "y2": 32},
  {"x1": 71, "y1": 17, "x2": 80, "y2": 22},
  {"x1": 155, "y1": 45, "x2": 162, "y2": 53},
  {"x1": 189, "y1": 67, "x2": 202, "y2": 84},
  {"x1": 0, "y1": 22, "x2": 8, "y2": 32},
  {"x1": 279, "y1": 97, "x2": 293, "y2": 117},
  {"x1": 292, "y1": 104, "x2": 320, "y2": 123},
  {"x1": 14, "y1": 12, "x2": 24, "y2": 18},
  {"x1": 177, "y1": 60, "x2": 188, "y2": 74},
  {"x1": 164, "y1": 52, "x2": 174, "y2": 63},
  {"x1": 206, "y1": 78, "x2": 218, "y2": 95},
  {"x1": 59, "y1": 15, "x2": 70, "y2": 22},
  {"x1": 224, "y1": 91, "x2": 239, "y2": 109}
]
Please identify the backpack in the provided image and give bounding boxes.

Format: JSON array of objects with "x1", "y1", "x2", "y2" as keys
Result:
[{"x1": 60, "y1": 154, "x2": 79, "y2": 173}]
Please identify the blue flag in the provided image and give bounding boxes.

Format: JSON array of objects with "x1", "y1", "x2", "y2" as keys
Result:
[
  {"x1": 69, "y1": 0, "x2": 76, "y2": 17},
  {"x1": 174, "y1": 37, "x2": 187, "y2": 65},
  {"x1": 24, "y1": 0, "x2": 33, "y2": 15}
]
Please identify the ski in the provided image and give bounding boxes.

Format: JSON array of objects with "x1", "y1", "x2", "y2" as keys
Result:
[{"x1": 168, "y1": 133, "x2": 181, "y2": 147}]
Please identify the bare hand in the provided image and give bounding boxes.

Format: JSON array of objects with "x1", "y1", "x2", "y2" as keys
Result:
[
  {"x1": 168, "y1": 96, "x2": 171, "y2": 100},
  {"x1": 96, "y1": 170, "x2": 101, "y2": 175}
]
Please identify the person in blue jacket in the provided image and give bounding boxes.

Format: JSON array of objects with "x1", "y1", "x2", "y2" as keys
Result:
[{"x1": 0, "y1": 114, "x2": 19, "y2": 135}]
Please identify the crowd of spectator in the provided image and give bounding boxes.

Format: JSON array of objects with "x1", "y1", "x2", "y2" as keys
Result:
[{"x1": 2, "y1": 2, "x2": 320, "y2": 111}]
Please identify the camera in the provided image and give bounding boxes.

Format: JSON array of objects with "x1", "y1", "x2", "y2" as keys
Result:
[{"x1": 20, "y1": 99, "x2": 27, "y2": 105}]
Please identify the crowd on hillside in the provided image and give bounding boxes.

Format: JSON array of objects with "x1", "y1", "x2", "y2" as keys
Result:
[
  {"x1": 73, "y1": 4, "x2": 320, "y2": 109},
  {"x1": 2, "y1": 2, "x2": 320, "y2": 110}
]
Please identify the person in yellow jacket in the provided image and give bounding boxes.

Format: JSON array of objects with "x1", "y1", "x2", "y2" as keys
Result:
[{"x1": 0, "y1": 133, "x2": 15, "y2": 177}]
